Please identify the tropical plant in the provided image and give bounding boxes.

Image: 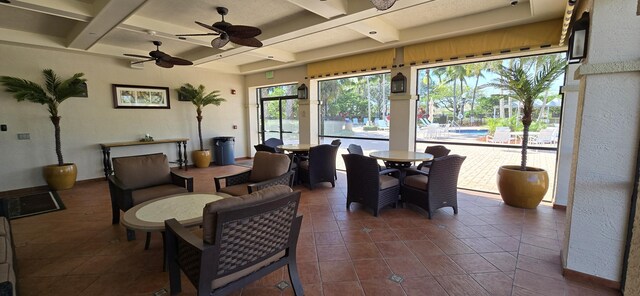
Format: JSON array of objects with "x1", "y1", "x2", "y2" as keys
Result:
[
  {"x1": 486, "y1": 58, "x2": 566, "y2": 170},
  {"x1": 177, "y1": 83, "x2": 225, "y2": 151},
  {"x1": 0, "y1": 69, "x2": 86, "y2": 166}
]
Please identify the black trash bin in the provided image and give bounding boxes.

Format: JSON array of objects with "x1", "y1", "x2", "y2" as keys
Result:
[{"x1": 213, "y1": 136, "x2": 235, "y2": 165}]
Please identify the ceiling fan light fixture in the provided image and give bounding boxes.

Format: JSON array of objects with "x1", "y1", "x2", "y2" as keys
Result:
[
  {"x1": 211, "y1": 33, "x2": 230, "y2": 48},
  {"x1": 370, "y1": 0, "x2": 397, "y2": 10}
]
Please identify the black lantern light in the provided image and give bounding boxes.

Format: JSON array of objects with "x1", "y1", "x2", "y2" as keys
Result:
[
  {"x1": 391, "y1": 72, "x2": 406, "y2": 93},
  {"x1": 568, "y1": 12, "x2": 589, "y2": 63},
  {"x1": 297, "y1": 83, "x2": 308, "y2": 99}
]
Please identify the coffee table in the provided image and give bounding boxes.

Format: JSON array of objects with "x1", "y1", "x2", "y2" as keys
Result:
[{"x1": 122, "y1": 193, "x2": 226, "y2": 269}]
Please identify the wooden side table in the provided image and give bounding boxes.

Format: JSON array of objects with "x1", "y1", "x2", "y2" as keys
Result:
[{"x1": 99, "y1": 138, "x2": 188, "y2": 178}]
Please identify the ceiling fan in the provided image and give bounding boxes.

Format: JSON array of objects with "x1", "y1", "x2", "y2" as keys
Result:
[
  {"x1": 176, "y1": 7, "x2": 263, "y2": 48},
  {"x1": 124, "y1": 41, "x2": 193, "y2": 68}
]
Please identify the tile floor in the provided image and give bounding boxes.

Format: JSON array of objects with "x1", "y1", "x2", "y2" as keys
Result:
[{"x1": 11, "y1": 165, "x2": 620, "y2": 296}]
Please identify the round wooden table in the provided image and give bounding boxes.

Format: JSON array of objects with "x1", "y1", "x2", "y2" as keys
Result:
[
  {"x1": 277, "y1": 143, "x2": 317, "y2": 152},
  {"x1": 369, "y1": 150, "x2": 434, "y2": 168}
]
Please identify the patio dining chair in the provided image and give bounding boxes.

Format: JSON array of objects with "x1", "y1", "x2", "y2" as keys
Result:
[
  {"x1": 342, "y1": 154, "x2": 400, "y2": 217},
  {"x1": 298, "y1": 144, "x2": 338, "y2": 189},
  {"x1": 417, "y1": 145, "x2": 451, "y2": 174}
]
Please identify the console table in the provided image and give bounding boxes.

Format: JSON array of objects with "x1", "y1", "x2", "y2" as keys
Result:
[{"x1": 99, "y1": 138, "x2": 188, "y2": 178}]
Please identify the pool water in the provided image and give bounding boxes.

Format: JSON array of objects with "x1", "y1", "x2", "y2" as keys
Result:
[{"x1": 451, "y1": 129, "x2": 489, "y2": 136}]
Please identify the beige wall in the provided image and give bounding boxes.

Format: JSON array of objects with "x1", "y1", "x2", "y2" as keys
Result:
[{"x1": 0, "y1": 43, "x2": 247, "y2": 191}]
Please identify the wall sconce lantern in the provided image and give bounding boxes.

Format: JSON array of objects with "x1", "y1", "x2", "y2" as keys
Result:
[
  {"x1": 297, "y1": 83, "x2": 308, "y2": 99},
  {"x1": 568, "y1": 11, "x2": 589, "y2": 63},
  {"x1": 391, "y1": 72, "x2": 406, "y2": 93}
]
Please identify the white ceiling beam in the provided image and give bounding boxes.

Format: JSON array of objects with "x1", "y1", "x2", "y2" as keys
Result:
[
  {"x1": 286, "y1": 0, "x2": 347, "y2": 19},
  {"x1": 67, "y1": 0, "x2": 148, "y2": 50},
  {"x1": 5, "y1": 0, "x2": 92, "y2": 21},
  {"x1": 346, "y1": 18, "x2": 399, "y2": 43},
  {"x1": 197, "y1": 62, "x2": 241, "y2": 74},
  {"x1": 120, "y1": 15, "x2": 213, "y2": 48},
  {"x1": 243, "y1": 47, "x2": 296, "y2": 63}
]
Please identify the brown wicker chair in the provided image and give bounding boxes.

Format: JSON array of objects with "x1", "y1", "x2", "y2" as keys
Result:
[
  {"x1": 417, "y1": 145, "x2": 451, "y2": 173},
  {"x1": 264, "y1": 138, "x2": 284, "y2": 153},
  {"x1": 108, "y1": 153, "x2": 193, "y2": 240},
  {"x1": 347, "y1": 144, "x2": 364, "y2": 155},
  {"x1": 342, "y1": 154, "x2": 400, "y2": 217},
  {"x1": 214, "y1": 151, "x2": 294, "y2": 196},
  {"x1": 165, "y1": 185, "x2": 303, "y2": 296},
  {"x1": 401, "y1": 154, "x2": 466, "y2": 219},
  {"x1": 298, "y1": 144, "x2": 339, "y2": 190}
]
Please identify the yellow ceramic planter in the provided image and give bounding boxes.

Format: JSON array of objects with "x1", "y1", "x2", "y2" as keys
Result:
[
  {"x1": 192, "y1": 150, "x2": 212, "y2": 168},
  {"x1": 497, "y1": 165, "x2": 548, "y2": 209},
  {"x1": 43, "y1": 163, "x2": 77, "y2": 190}
]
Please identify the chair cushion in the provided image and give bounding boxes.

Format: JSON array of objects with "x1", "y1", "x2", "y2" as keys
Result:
[
  {"x1": 218, "y1": 183, "x2": 250, "y2": 197},
  {"x1": 212, "y1": 250, "x2": 285, "y2": 289},
  {"x1": 202, "y1": 185, "x2": 293, "y2": 245},
  {"x1": 113, "y1": 154, "x2": 171, "y2": 189},
  {"x1": 404, "y1": 174, "x2": 429, "y2": 190},
  {"x1": 249, "y1": 152, "x2": 291, "y2": 183},
  {"x1": 379, "y1": 175, "x2": 399, "y2": 190},
  {"x1": 131, "y1": 184, "x2": 189, "y2": 205}
]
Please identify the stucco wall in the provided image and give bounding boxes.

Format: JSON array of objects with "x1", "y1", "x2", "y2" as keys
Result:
[
  {"x1": 564, "y1": 0, "x2": 640, "y2": 282},
  {"x1": 0, "y1": 43, "x2": 247, "y2": 191}
]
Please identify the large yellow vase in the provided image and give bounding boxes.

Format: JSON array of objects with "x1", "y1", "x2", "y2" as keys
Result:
[
  {"x1": 192, "y1": 150, "x2": 212, "y2": 168},
  {"x1": 43, "y1": 163, "x2": 77, "y2": 190},
  {"x1": 497, "y1": 165, "x2": 548, "y2": 209}
]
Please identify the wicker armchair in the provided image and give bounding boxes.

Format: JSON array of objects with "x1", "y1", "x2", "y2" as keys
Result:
[
  {"x1": 165, "y1": 185, "x2": 303, "y2": 296},
  {"x1": 416, "y1": 145, "x2": 451, "y2": 173},
  {"x1": 264, "y1": 138, "x2": 284, "y2": 153},
  {"x1": 108, "y1": 153, "x2": 193, "y2": 240},
  {"x1": 298, "y1": 144, "x2": 339, "y2": 190},
  {"x1": 214, "y1": 151, "x2": 294, "y2": 196},
  {"x1": 342, "y1": 154, "x2": 400, "y2": 217},
  {"x1": 401, "y1": 155, "x2": 466, "y2": 219}
]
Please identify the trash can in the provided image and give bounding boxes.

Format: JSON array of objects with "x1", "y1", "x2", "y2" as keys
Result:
[{"x1": 213, "y1": 136, "x2": 235, "y2": 165}]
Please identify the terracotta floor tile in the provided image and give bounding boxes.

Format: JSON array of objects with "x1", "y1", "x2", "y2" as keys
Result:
[
  {"x1": 401, "y1": 276, "x2": 448, "y2": 296},
  {"x1": 480, "y1": 252, "x2": 517, "y2": 272},
  {"x1": 368, "y1": 228, "x2": 400, "y2": 242},
  {"x1": 435, "y1": 274, "x2": 490, "y2": 296},
  {"x1": 447, "y1": 225, "x2": 483, "y2": 239},
  {"x1": 518, "y1": 242, "x2": 562, "y2": 264},
  {"x1": 312, "y1": 220, "x2": 339, "y2": 232},
  {"x1": 319, "y1": 260, "x2": 358, "y2": 282},
  {"x1": 516, "y1": 254, "x2": 564, "y2": 280},
  {"x1": 297, "y1": 244, "x2": 318, "y2": 262},
  {"x1": 360, "y1": 279, "x2": 406, "y2": 296},
  {"x1": 392, "y1": 228, "x2": 428, "y2": 241},
  {"x1": 314, "y1": 231, "x2": 344, "y2": 245},
  {"x1": 449, "y1": 253, "x2": 500, "y2": 273},
  {"x1": 471, "y1": 272, "x2": 513, "y2": 296},
  {"x1": 385, "y1": 256, "x2": 430, "y2": 278},
  {"x1": 352, "y1": 258, "x2": 393, "y2": 280},
  {"x1": 486, "y1": 236, "x2": 521, "y2": 252},
  {"x1": 430, "y1": 238, "x2": 475, "y2": 255},
  {"x1": 404, "y1": 240, "x2": 445, "y2": 257},
  {"x1": 316, "y1": 244, "x2": 349, "y2": 262},
  {"x1": 322, "y1": 281, "x2": 364, "y2": 296},
  {"x1": 513, "y1": 269, "x2": 566, "y2": 296},
  {"x1": 340, "y1": 229, "x2": 372, "y2": 244},
  {"x1": 297, "y1": 261, "x2": 321, "y2": 284},
  {"x1": 375, "y1": 241, "x2": 412, "y2": 258},
  {"x1": 417, "y1": 255, "x2": 466, "y2": 276},
  {"x1": 345, "y1": 242, "x2": 382, "y2": 260},
  {"x1": 460, "y1": 237, "x2": 504, "y2": 253},
  {"x1": 520, "y1": 234, "x2": 561, "y2": 251}
]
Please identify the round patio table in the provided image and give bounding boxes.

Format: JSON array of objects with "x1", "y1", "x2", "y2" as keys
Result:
[
  {"x1": 277, "y1": 143, "x2": 317, "y2": 152},
  {"x1": 370, "y1": 150, "x2": 434, "y2": 169}
]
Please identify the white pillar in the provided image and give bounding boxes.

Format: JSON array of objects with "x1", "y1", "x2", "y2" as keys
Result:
[
  {"x1": 298, "y1": 79, "x2": 319, "y2": 145},
  {"x1": 563, "y1": 0, "x2": 640, "y2": 284},
  {"x1": 246, "y1": 87, "x2": 260, "y2": 155},
  {"x1": 389, "y1": 67, "x2": 417, "y2": 151}
]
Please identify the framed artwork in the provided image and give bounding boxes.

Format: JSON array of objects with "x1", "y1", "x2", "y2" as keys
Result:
[{"x1": 112, "y1": 84, "x2": 170, "y2": 109}]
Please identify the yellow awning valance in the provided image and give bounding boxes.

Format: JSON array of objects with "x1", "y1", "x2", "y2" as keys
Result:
[
  {"x1": 307, "y1": 48, "x2": 396, "y2": 78},
  {"x1": 404, "y1": 19, "x2": 563, "y2": 65}
]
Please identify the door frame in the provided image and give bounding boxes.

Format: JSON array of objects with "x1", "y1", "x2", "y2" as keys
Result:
[{"x1": 259, "y1": 95, "x2": 298, "y2": 143}]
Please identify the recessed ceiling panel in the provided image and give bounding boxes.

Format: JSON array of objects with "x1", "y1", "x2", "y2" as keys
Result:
[
  {"x1": 0, "y1": 5, "x2": 79, "y2": 38},
  {"x1": 136, "y1": 0, "x2": 305, "y2": 30},
  {"x1": 270, "y1": 26, "x2": 365, "y2": 53},
  {"x1": 100, "y1": 28, "x2": 200, "y2": 55},
  {"x1": 382, "y1": 0, "x2": 513, "y2": 30}
]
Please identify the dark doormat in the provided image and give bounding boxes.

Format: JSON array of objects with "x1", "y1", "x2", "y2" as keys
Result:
[{"x1": 3, "y1": 191, "x2": 65, "y2": 219}]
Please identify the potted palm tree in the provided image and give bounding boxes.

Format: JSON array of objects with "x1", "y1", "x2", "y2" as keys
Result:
[
  {"x1": 177, "y1": 83, "x2": 225, "y2": 168},
  {"x1": 1, "y1": 69, "x2": 86, "y2": 190},
  {"x1": 488, "y1": 57, "x2": 565, "y2": 208}
]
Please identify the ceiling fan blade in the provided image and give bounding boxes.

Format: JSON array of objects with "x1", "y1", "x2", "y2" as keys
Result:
[
  {"x1": 124, "y1": 54, "x2": 152, "y2": 59},
  {"x1": 130, "y1": 59, "x2": 153, "y2": 65},
  {"x1": 176, "y1": 33, "x2": 219, "y2": 37},
  {"x1": 149, "y1": 50, "x2": 169, "y2": 59},
  {"x1": 211, "y1": 34, "x2": 230, "y2": 48},
  {"x1": 195, "y1": 21, "x2": 225, "y2": 34},
  {"x1": 230, "y1": 36, "x2": 263, "y2": 47},
  {"x1": 166, "y1": 56, "x2": 193, "y2": 66},
  {"x1": 156, "y1": 59, "x2": 174, "y2": 68},
  {"x1": 226, "y1": 25, "x2": 261, "y2": 38}
]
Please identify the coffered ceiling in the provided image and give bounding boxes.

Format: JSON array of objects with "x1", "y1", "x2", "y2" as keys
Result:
[{"x1": 0, "y1": 0, "x2": 565, "y2": 74}]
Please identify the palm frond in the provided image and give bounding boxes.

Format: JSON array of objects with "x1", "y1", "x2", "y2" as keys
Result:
[
  {"x1": 54, "y1": 73, "x2": 86, "y2": 103},
  {"x1": 0, "y1": 76, "x2": 49, "y2": 104},
  {"x1": 43, "y1": 69, "x2": 61, "y2": 95}
]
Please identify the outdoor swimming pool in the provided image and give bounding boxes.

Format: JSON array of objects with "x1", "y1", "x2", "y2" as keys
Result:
[{"x1": 450, "y1": 129, "x2": 489, "y2": 136}]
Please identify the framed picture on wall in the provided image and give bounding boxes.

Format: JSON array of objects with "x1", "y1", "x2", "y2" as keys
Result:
[{"x1": 112, "y1": 84, "x2": 170, "y2": 109}]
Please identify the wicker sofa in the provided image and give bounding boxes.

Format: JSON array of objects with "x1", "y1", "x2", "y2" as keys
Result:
[{"x1": 0, "y1": 203, "x2": 16, "y2": 296}]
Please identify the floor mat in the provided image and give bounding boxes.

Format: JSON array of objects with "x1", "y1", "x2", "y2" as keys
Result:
[{"x1": 3, "y1": 191, "x2": 65, "y2": 219}]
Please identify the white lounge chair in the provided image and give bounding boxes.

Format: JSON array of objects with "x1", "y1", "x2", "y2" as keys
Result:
[
  {"x1": 529, "y1": 127, "x2": 558, "y2": 144},
  {"x1": 487, "y1": 127, "x2": 513, "y2": 144},
  {"x1": 376, "y1": 118, "x2": 389, "y2": 130}
]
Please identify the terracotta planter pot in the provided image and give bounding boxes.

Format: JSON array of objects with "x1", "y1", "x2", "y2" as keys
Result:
[
  {"x1": 497, "y1": 165, "x2": 549, "y2": 209},
  {"x1": 43, "y1": 163, "x2": 77, "y2": 190},
  {"x1": 192, "y1": 150, "x2": 212, "y2": 168}
]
